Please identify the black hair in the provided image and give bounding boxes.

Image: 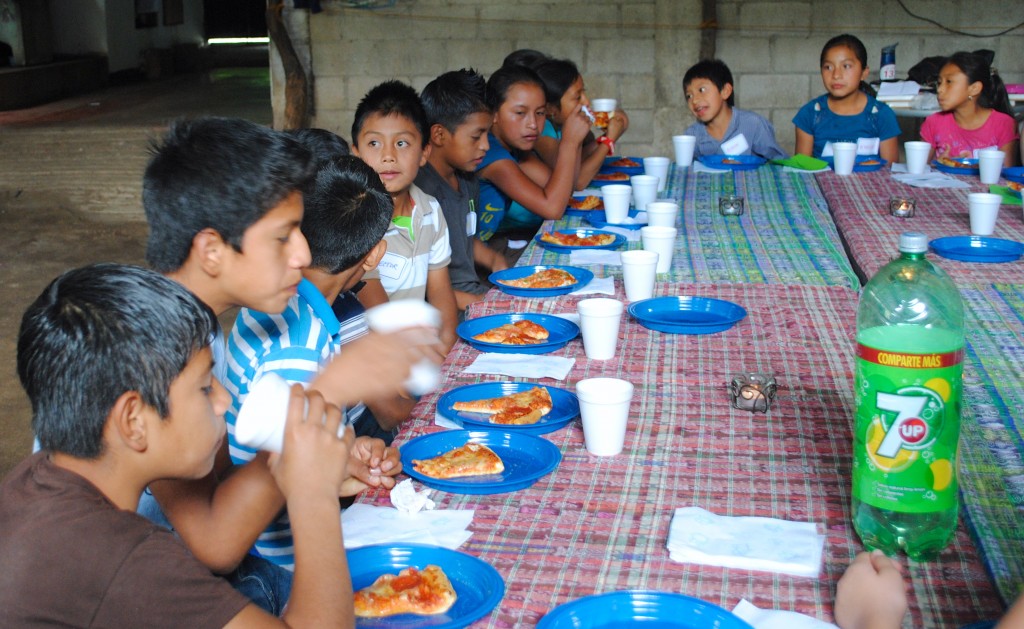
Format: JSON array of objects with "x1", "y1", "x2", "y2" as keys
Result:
[
  {"x1": 485, "y1": 64, "x2": 545, "y2": 112},
  {"x1": 502, "y1": 48, "x2": 550, "y2": 70},
  {"x1": 288, "y1": 128, "x2": 351, "y2": 164},
  {"x1": 143, "y1": 117, "x2": 316, "y2": 273},
  {"x1": 944, "y1": 51, "x2": 1013, "y2": 116},
  {"x1": 351, "y1": 80, "x2": 429, "y2": 149},
  {"x1": 682, "y1": 59, "x2": 736, "y2": 107},
  {"x1": 533, "y1": 58, "x2": 583, "y2": 106},
  {"x1": 302, "y1": 156, "x2": 393, "y2": 274},
  {"x1": 420, "y1": 69, "x2": 490, "y2": 132},
  {"x1": 17, "y1": 263, "x2": 216, "y2": 459},
  {"x1": 819, "y1": 34, "x2": 877, "y2": 97}
]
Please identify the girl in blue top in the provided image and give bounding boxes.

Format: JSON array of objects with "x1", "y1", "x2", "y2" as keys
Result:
[{"x1": 793, "y1": 34, "x2": 901, "y2": 164}]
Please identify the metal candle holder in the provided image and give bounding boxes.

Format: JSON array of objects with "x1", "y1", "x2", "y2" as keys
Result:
[
  {"x1": 729, "y1": 373, "x2": 777, "y2": 413},
  {"x1": 719, "y1": 195, "x2": 745, "y2": 216},
  {"x1": 888, "y1": 197, "x2": 916, "y2": 218}
]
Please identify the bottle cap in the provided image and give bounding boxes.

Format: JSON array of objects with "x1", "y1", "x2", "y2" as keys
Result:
[{"x1": 899, "y1": 232, "x2": 928, "y2": 253}]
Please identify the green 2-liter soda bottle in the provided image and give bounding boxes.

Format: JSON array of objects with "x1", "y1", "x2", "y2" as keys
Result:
[{"x1": 852, "y1": 232, "x2": 965, "y2": 560}]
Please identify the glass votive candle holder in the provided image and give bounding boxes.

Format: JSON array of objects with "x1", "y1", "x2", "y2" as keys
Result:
[
  {"x1": 729, "y1": 373, "x2": 777, "y2": 413},
  {"x1": 719, "y1": 195, "x2": 745, "y2": 216},
  {"x1": 888, "y1": 197, "x2": 916, "y2": 218}
]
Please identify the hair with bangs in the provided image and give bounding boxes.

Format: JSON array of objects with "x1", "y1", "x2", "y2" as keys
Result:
[{"x1": 351, "y1": 80, "x2": 429, "y2": 148}]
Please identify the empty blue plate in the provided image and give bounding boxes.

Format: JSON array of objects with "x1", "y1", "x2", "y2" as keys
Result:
[
  {"x1": 822, "y1": 155, "x2": 888, "y2": 172},
  {"x1": 537, "y1": 591, "x2": 753, "y2": 629},
  {"x1": 436, "y1": 382, "x2": 579, "y2": 435},
  {"x1": 401, "y1": 430, "x2": 561, "y2": 494},
  {"x1": 588, "y1": 175, "x2": 635, "y2": 187},
  {"x1": 698, "y1": 154, "x2": 766, "y2": 171},
  {"x1": 587, "y1": 209, "x2": 647, "y2": 230},
  {"x1": 933, "y1": 158, "x2": 979, "y2": 175},
  {"x1": 1002, "y1": 166, "x2": 1024, "y2": 184},
  {"x1": 534, "y1": 229, "x2": 626, "y2": 254},
  {"x1": 457, "y1": 313, "x2": 580, "y2": 354},
  {"x1": 489, "y1": 265, "x2": 594, "y2": 298},
  {"x1": 930, "y1": 236, "x2": 1024, "y2": 263},
  {"x1": 628, "y1": 296, "x2": 747, "y2": 334},
  {"x1": 349, "y1": 544, "x2": 504, "y2": 628}
]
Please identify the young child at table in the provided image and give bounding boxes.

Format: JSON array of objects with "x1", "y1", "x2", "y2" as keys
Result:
[
  {"x1": 415, "y1": 68, "x2": 508, "y2": 313},
  {"x1": 1, "y1": 263, "x2": 357, "y2": 627},
  {"x1": 477, "y1": 64, "x2": 591, "y2": 259},
  {"x1": 140, "y1": 117, "x2": 416, "y2": 610},
  {"x1": 528, "y1": 57, "x2": 632, "y2": 190},
  {"x1": 793, "y1": 34, "x2": 901, "y2": 164},
  {"x1": 351, "y1": 80, "x2": 459, "y2": 352},
  {"x1": 921, "y1": 51, "x2": 1018, "y2": 168},
  {"x1": 683, "y1": 59, "x2": 787, "y2": 160}
]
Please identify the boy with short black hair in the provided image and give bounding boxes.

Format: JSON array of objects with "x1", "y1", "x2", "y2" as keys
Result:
[
  {"x1": 2, "y1": 263, "x2": 356, "y2": 627},
  {"x1": 416, "y1": 69, "x2": 507, "y2": 312},
  {"x1": 287, "y1": 127, "x2": 351, "y2": 164},
  {"x1": 351, "y1": 80, "x2": 459, "y2": 350},
  {"x1": 682, "y1": 59, "x2": 787, "y2": 160}
]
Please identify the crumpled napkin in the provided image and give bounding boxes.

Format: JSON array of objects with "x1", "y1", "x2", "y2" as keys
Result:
[
  {"x1": 570, "y1": 249, "x2": 625, "y2": 265},
  {"x1": 390, "y1": 477, "x2": 434, "y2": 513},
  {"x1": 771, "y1": 155, "x2": 829, "y2": 173},
  {"x1": 571, "y1": 276, "x2": 615, "y2": 296},
  {"x1": 989, "y1": 184, "x2": 1023, "y2": 206},
  {"x1": 340, "y1": 482, "x2": 474, "y2": 549},
  {"x1": 667, "y1": 507, "x2": 825, "y2": 577},
  {"x1": 890, "y1": 163, "x2": 971, "y2": 189},
  {"x1": 463, "y1": 353, "x2": 575, "y2": 380},
  {"x1": 732, "y1": 599, "x2": 837, "y2": 629}
]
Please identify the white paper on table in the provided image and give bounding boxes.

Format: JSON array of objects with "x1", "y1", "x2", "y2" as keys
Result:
[
  {"x1": 570, "y1": 250, "x2": 624, "y2": 266},
  {"x1": 390, "y1": 478, "x2": 435, "y2": 513},
  {"x1": 732, "y1": 599, "x2": 838, "y2": 629},
  {"x1": 341, "y1": 503, "x2": 474, "y2": 550},
  {"x1": 890, "y1": 170, "x2": 971, "y2": 189},
  {"x1": 463, "y1": 353, "x2": 575, "y2": 380},
  {"x1": 576, "y1": 188, "x2": 603, "y2": 198},
  {"x1": 876, "y1": 80, "x2": 921, "y2": 99},
  {"x1": 783, "y1": 165, "x2": 830, "y2": 174},
  {"x1": 571, "y1": 276, "x2": 615, "y2": 296},
  {"x1": 720, "y1": 133, "x2": 750, "y2": 155},
  {"x1": 693, "y1": 161, "x2": 729, "y2": 174},
  {"x1": 550, "y1": 312, "x2": 581, "y2": 326},
  {"x1": 667, "y1": 507, "x2": 825, "y2": 577}
]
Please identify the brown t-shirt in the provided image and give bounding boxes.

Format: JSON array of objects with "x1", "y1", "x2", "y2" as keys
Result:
[{"x1": 0, "y1": 453, "x2": 250, "y2": 627}]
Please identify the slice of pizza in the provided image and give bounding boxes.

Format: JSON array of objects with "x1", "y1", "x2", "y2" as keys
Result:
[
  {"x1": 412, "y1": 442, "x2": 505, "y2": 479},
  {"x1": 542, "y1": 231, "x2": 616, "y2": 247},
  {"x1": 452, "y1": 386, "x2": 554, "y2": 423},
  {"x1": 607, "y1": 157, "x2": 641, "y2": 168},
  {"x1": 594, "y1": 171, "x2": 629, "y2": 181},
  {"x1": 498, "y1": 268, "x2": 576, "y2": 289},
  {"x1": 569, "y1": 195, "x2": 603, "y2": 210},
  {"x1": 511, "y1": 319, "x2": 549, "y2": 340},
  {"x1": 1008, "y1": 181, "x2": 1023, "y2": 192},
  {"x1": 353, "y1": 565, "x2": 457, "y2": 617},
  {"x1": 472, "y1": 320, "x2": 549, "y2": 345}
]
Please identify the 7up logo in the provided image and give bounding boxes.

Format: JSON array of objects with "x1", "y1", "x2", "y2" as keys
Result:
[{"x1": 874, "y1": 387, "x2": 944, "y2": 458}]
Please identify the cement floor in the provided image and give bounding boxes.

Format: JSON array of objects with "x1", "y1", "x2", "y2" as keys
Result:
[{"x1": 0, "y1": 68, "x2": 272, "y2": 476}]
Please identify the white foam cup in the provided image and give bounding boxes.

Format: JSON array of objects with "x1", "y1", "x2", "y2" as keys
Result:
[
  {"x1": 831, "y1": 142, "x2": 858, "y2": 176},
  {"x1": 978, "y1": 150, "x2": 1005, "y2": 185},
  {"x1": 643, "y1": 156, "x2": 672, "y2": 192},
  {"x1": 641, "y1": 225, "x2": 677, "y2": 274},
  {"x1": 364, "y1": 299, "x2": 442, "y2": 396},
  {"x1": 235, "y1": 373, "x2": 297, "y2": 453},
  {"x1": 600, "y1": 184, "x2": 632, "y2": 224},
  {"x1": 968, "y1": 192, "x2": 1001, "y2": 236},
  {"x1": 620, "y1": 250, "x2": 659, "y2": 301},
  {"x1": 904, "y1": 141, "x2": 931, "y2": 175},
  {"x1": 630, "y1": 175, "x2": 659, "y2": 212},
  {"x1": 590, "y1": 98, "x2": 617, "y2": 113},
  {"x1": 576, "y1": 377, "x2": 634, "y2": 456},
  {"x1": 645, "y1": 201, "x2": 678, "y2": 228},
  {"x1": 673, "y1": 134, "x2": 697, "y2": 168},
  {"x1": 577, "y1": 298, "x2": 624, "y2": 360}
]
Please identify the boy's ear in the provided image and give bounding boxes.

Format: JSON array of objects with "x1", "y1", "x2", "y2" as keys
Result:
[
  {"x1": 110, "y1": 391, "x2": 150, "y2": 453},
  {"x1": 419, "y1": 142, "x2": 431, "y2": 167},
  {"x1": 362, "y1": 240, "x2": 388, "y2": 272},
  {"x1": 429, "y1": 123, "x2": 449, "y2": 148},
  {"x1": 721, "y1": 83, "x2": 734, "y2": 101},
  {"x1": 192, "y1": 228, "x2": 227, "y2": 276}
]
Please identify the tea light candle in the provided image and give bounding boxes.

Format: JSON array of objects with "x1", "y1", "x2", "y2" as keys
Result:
[
  {"x1": 889, "y1": 197, "x2": 916, "y2": 218},
  {"x1": 719, "y1": 195, "x2": 745, "y2": 216},
  {"x1": 730, "y1": 373, "x2": 777, "y2": 413}
]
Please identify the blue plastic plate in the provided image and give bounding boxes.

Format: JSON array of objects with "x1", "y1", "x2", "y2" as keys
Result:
[
  {"x1": 698, "y1": 154, "x2": 766, "y2": 171},
  {"x1": 588, "y1": 175, "x2": 634, "y2": 187},
  {"x1": 566, "y1": 193, "x2": 603, "y2": 217},
  {"x1": 456, "y1": 313, "x2": 580, "y2": 354},
  {"x1": 933, "y1": 158, "x2": 979, "y2": 175},
  {"x1": 628, "y1": 296, "x2": 747, "y2": 334},
  {"x1": 929, "y1": 236, "x2": 1024, "y2": 263},
  {"x1": 586, "y1": 209, "x2": 647, "y2": 230},
  {"x1": 822, "y1": 155, "x2": 889, "y2": 172},
  {"x1": 534, "y1": 229, "x2": 626, "y2": 253},
  {"x1": 489, "y1": 265, "x2": 594, "y2": 298},
  {"x1": 436, "y1": 382, "x2": 579, "y2": 435},
  {"x1": 1002, "y1": 166, "x2": 1024, "y2": 184},
  {"x1": 537, "y1": 591, "x2": 753, "y2": 629},
  {"x1": 601, "y1": 155, "x2": 645, "y2": 175},
  {"x1": 349, "y1": 544, "x2": 504, "y2": 628},
  {"x1": 401, "y1": 430, "x2": 561, "y2": 494}
]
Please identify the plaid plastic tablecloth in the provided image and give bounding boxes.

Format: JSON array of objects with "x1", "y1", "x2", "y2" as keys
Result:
[
  {"x1": 361, "y1": 283, "x2": 1005, "y2": 627},
  {"x1": 816, "y1": 169, "x2": 1024, "y2": 284},
  {"x1": 517, "y1": 166, "x2": 860, "y2": 289}
]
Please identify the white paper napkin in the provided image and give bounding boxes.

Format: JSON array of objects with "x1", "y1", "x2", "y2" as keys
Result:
[
  {"x1": 390, "y1": 478, "x2": 435, "y2": 513},
  {"x1": 783, "y1": 165, "x2": 830, "y2": 174},
  {"x1": 341, "y1": 502, "x2": 474, "y2": 549},
  {"x1": 693, "y1": 161, "x2": 729, "y2": 174},
  {"x1": 732, "y1": 599, "x2": 838, "y2": 629},
  {"x1": 890, "y1": 164, "x2": 971, "y2": 189},
  {"x1": 463, "y1": 353, "x2": 575, "y2": 380},
  {"x1": 571, "y1": 276, "x2": 615, "y2": 296},
  {"x1": 667, "y1": 507, "x2": 825, "y2": 577},
  {"x1": 571, "y1": 250, "x2": 625, "y2": 266}
]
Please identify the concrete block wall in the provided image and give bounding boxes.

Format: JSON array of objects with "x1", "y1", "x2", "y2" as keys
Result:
[{"x1": 276, "y1": 0, "x2": 1023, "y2": 157}]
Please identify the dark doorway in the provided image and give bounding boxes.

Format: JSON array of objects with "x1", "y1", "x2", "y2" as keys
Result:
[{"x1": 205, "y1": 0, "x2": 266, "y2": 39}]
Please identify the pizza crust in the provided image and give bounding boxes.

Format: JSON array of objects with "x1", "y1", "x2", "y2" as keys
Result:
[{"x1": 353, "y1": 565, "x2": 457, "y2": 617}]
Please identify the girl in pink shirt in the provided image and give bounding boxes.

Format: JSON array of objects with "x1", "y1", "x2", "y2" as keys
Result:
[{"x1": 921, "y1": 51, "x2": 1018, "y2": 167}]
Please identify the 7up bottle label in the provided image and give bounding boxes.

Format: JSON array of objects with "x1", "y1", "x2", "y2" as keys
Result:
[{"x1": 853, "y1": 328, "x2": 963, "y2": 513}]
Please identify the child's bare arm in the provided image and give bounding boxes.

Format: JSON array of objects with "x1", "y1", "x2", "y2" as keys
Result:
[
  {"x1": 794, "y1": 128, "x2": 815, "y2": 157},
  {"x1": 355, "y1": 279, "x2": 389, "y2": 310},
  {"x1": 426, "y1": 267, "x2": 459, "y2": 353},
  {"x1": 879, "y1": 137, "x2": 900, "y2": 164},
  {"x1": 473, "y1": 239, "x2": 507, "y2": 273}
]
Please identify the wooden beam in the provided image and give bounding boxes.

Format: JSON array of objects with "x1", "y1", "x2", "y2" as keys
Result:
[
  {"x1": 699, "y1": 0, "x2": 717, "y2": 60},
  {"x1": 266, "y1": 1, "x2": 309, "y2": 130}
]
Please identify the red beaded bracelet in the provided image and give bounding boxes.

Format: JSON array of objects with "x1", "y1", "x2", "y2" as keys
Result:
[{"x1": 595, "y1": 135, "x2": 615, "y2": 156}]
